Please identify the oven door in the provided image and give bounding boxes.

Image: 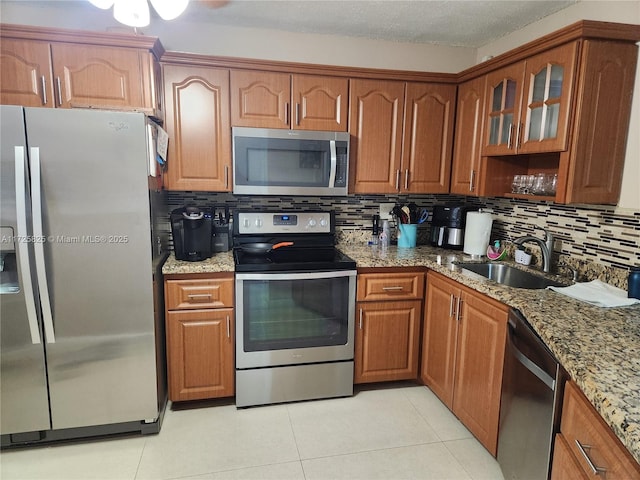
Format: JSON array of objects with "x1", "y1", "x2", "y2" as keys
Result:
[
  {"x1": 232, "y1": 127, "x2": 349, "y2": 196},
  {"x1": 235, "y1": 270, "x2": 356, "y2": 369}
]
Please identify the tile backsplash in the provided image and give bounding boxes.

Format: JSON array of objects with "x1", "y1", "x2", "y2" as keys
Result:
[{"x1": 167, "y1": 192, "x2": 639, "y2": 284}]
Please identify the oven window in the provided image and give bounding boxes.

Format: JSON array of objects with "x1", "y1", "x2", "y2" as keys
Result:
[{"x1": 242, "y1": 276, "x2": 350, "y2": 351}]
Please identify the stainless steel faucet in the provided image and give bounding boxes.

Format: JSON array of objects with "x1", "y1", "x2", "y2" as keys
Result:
[{"x1": 513, "y1": 228, "x2": 554, "y2": 273}]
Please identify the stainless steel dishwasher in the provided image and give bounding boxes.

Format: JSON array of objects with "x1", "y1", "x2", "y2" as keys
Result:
[{"x1": 497, "y1": 309, "x2": 568, "y2": 480}]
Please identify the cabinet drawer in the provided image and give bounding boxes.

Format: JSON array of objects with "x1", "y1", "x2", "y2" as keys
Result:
[
  {"x1": 560, "y1": 381, "x2": 640, "y2": 479},
  {"x1": 166, "y1": 278, "x2": 234, "y2": 310},
  {"x1": 357, "y1": 272, "x2": 424, "y2": 301}
]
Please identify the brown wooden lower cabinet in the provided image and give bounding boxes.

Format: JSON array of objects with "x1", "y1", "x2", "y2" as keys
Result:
[
  {"x1": 551, "y1": 380, "x2": 640, "y2": 479},
  {"x1": 421, "y1": 270, "x2": 508, "y2": 456},
  {"x1": 355, "y1": 300, "x2": 422, "y2": 383},
  {"x1": 165, "y1": 275, "x2": 235, "y2": 402},
  {"x1": 355, "y1": 271, "x2": 424, "y2": 384}
]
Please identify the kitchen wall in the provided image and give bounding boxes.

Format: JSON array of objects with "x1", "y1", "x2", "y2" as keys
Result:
[
  {"x1": 3, "y1": 1, "x2": 639, "y2": 277},
  {"x1": 475, "y1": 0, "x2": 640, "y2": 211},
  {"x1": 169, "y1": 192, "x2": 640, "y2": 275}
]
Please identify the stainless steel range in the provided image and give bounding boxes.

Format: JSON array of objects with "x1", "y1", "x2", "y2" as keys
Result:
[{"x1": 233, "y1": 211, "x2": 356, "y2": 408}]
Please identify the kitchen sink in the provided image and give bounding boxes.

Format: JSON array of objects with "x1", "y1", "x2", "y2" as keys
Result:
[{"x1": 457, "y1": 263, "x2": 564, "y2": 289}]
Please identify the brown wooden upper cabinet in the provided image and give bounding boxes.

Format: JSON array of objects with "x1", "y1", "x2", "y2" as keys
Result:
[
  {"x1": 474, "y1": 36, "x2": 638, "y2": 204},
  {"x1": 482, "y1": 42, "x2": 577, "y2": 156},
  {"x1": 230, "y1": 70, "x2": 348, "y2": 131},
  {"x1": 162, "y1": 64, "x2": 231, "y2": 191},
  {"x1": 450, "y1": 76, "x2": 486, "y2": 196},
  {"x1": 349, "y1": 79, "x2": 455, "y2": 194},
  {"x1": 0, "y1": 30, "x2": 162, "y2": 118}
]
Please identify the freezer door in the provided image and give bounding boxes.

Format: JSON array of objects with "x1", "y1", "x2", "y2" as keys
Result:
[
  {"x1": 24, "y1": 108, "x2": 159, "y2": 429},
  {"x1": 0, "y1": 106, "x2": 51, "y2": 435}
]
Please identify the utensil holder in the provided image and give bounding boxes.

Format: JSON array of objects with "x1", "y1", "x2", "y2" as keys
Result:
[{"x1": 397, "y1": 224, "x2": 417, "y2": 248}]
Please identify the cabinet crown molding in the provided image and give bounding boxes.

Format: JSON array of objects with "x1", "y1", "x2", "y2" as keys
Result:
[
  {"x1": 458, "y1": 20, "x2": 640, "y2": 82},
  {"x1": 0, "y1": 23, "x2": 164, "y2": 59}
]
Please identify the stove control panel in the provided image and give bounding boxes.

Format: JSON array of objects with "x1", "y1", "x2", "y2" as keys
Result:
[{"x1": 237, "y1": 212, "x2": 332, "y2": 235}]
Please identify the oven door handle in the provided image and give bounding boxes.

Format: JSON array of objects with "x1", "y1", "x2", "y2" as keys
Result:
[
  {"x1": 235, "y1": 270, "x2": 356, "y2": 281},
  {"x1": 328, "y1": 140, "x2": 337, "y2": 188}
]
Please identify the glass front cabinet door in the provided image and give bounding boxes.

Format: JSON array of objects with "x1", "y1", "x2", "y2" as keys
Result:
[
  {"x1": 482, "y1": 42, "x2": 578, "y2": 156},
  {"x1": 518, "y1": 42, "x2": 578, "y2": 154},
  {"x1": 482, "y1": 62, "x2": 525, "y2": 156}
]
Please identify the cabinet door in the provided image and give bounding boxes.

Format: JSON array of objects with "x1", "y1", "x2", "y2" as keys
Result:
[
  {"x1": 450, "y1": 76, "x2": 486, "y2": 195},
  {"x1": 402, "y1": 83, "x2": 456, "y2": 193},
  {"x1": 163, "y1": 64, "x2": 231, "y2": 191},
  {"x1": 482, "y1": 62, "x2": 525, "y2": 156},
  {"x1": 551, "y1": 434, "x2": 589, "y2": 480},
  {"x1": 349, "y1": 79, "x2": 405, "y2": 193},
  {"x1": 566, "y1": 40, "x2": 638, "y2": 205},
  {"x1": 420, "y1": 273, "x2": 459, "y2": 409},
  {"x1": 292, "y1": 74, "x2": 348, "y2": 131},
  {"x1": 0, "y1": 39, "x2": 54, "y2": 108},
  {"x1": 560, "y1": 380, "x2": 640, "y2": 479},
  {"x1": 230, "y1": 70, "x2": 290, "y2": 128},
  {"x1": 166, "y1": 309, "x2": 234, "y2": 402},
  {"x1": 452, "y1": 290, "x2": 508, "y2": 456},
  {"x1": 355, "y1": 300, "x2": 422, "y2": 384},
  {"x1": 519, "y1": 42, "x2": 578, "y2": 154},
  {"x1": 50, "y1": 44, "x2": 147, "y2": 110}
]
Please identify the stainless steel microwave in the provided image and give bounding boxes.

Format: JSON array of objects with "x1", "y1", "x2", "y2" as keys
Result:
[{"x1": 232, "y1": 127, "x2": 350, "y2": 196}]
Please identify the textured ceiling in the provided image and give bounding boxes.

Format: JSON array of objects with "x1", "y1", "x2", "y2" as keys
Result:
[
  {"x1": 185, "y1": 0, "x2": 578, "y2": 47},
  {"x1": 3, "y1": 0, "x2": 579, "y2": 48}
]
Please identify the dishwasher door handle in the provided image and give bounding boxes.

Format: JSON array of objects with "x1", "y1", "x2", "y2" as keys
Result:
[{"x1": 510, "y1": 339, "x2": 556, "y2": 390}]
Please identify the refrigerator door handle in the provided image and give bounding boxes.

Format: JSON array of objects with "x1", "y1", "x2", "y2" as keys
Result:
[
  {"x1": 14, "y1": 146, "x2": 42, "y2": 345},
  {"x1": 30, "y1": 147, "x2": 56, "y2": 343}
]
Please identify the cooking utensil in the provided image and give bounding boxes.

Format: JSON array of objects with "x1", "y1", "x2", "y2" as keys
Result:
[
  {"x1": 417, "y1": 209, "x2": 429, "y2": 224},
  {"x1": 391, "y1": 205, "x2": 409, "y2": 224},
  {"x1": 239, "y1": 241, "x2": 293, "y2": 254}
]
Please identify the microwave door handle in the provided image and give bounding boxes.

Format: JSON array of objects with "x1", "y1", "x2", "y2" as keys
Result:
[
  {"x1": 328, "y1": 140, "x2": 337, "y2": 187},
  {"x1": 30, "y1": 147, "x2": 55, "y2": 344},
  {"x1": 14, "y1": 147, "x2": 42, "y2": 345}
]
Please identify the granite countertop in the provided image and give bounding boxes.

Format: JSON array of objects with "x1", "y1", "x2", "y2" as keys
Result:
[
  {"x1": 161, "y1": 246, "x2": 640, "y2": 465},
  {"x1": 163, "y1": 251, "x2": 235, "y2": 275}
]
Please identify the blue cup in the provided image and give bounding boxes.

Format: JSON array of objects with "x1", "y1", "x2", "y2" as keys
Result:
[{"x1": 397, "y1": 224, "x2": 417, "y2": 248}]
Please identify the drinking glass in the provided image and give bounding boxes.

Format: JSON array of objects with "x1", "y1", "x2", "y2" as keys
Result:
[
  {"x1": 511, "y1": 175, "x2": 523, "y2": 193},
  {"x1": 532, "y1": 173, "x2": 546, "y2": 195}
]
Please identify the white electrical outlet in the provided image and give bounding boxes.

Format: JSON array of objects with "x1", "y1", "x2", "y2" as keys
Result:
[{"x1": 379, "y1": 203, "x2": 395, "y2": 220}]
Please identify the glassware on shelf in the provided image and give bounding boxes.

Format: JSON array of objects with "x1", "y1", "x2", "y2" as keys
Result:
[{"x1": 511, "y1": 173, "x2": 557, "y2": 196}]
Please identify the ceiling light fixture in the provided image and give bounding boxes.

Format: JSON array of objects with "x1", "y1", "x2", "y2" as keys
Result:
[{"x1": 88, "y1": 0, "x2": 189, "y2": 28}]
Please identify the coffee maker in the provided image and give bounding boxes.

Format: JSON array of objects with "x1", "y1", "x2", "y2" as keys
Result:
[
  {"x1": 170, "y1": 206, "x2": 214, "y2": 261},
  {"x1": 430, "y1": 204, "x2": 473, "y2": 250}
]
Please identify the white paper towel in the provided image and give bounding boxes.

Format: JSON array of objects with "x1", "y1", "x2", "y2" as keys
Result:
[{"x1": 464, "y1": 211, "x2": 493, "y2": 256}]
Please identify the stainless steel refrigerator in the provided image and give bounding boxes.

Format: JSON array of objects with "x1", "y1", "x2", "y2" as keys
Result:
[{"x1": 0, "y1": 106, "x2": 167, "y2": 446}]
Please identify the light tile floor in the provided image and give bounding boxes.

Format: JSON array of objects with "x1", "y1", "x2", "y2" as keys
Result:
[{"x1": 0, "y1": 383, "x2": 505, "y2": 480}]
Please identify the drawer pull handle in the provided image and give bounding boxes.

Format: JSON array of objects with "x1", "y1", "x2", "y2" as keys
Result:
[
  {"x1": 575, "y1": 440, "x2": 607, "y2": 476},
  {"x1": 382, "y1": 286, "x2": 404, "y2": 291},
  {"x1": 187, "y1": 293, "x2": 212, "y2": 301}
]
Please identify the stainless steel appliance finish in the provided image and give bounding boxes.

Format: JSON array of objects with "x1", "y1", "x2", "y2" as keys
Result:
[
  {"x1": 0, "y1": 106, "x2": 167, "y2": 445},
  {"x1": 232, "y1": 127, "x2": 349, "y2": 196},
  {"x1": 429, "y1": 204, "x2": 473, "y2": 250},
  {"x1": 234, "y1": 211, "x2": 356, "y2": 408},
  {"x1": 497, "y1": 309, "x2": 567, "y2": 480}
]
